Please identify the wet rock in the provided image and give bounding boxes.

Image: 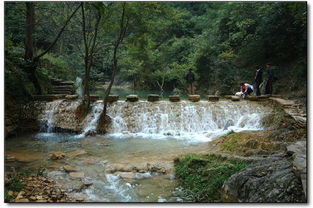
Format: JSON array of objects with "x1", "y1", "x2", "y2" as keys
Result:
[
  {"x1": 51, "y1": 152, "x2": 66, "y2": 160},
  {"x1": 126, "y1": 94, "x2": 139, "y2": 102},
  {"x1": 6, "y1": 151, "x2": 43, "y2": 163},
  {"x1": 169, "y1": 95, "x2": 180, "y2": 102},
  {"x1": 147, "y1": 94, "x2": 160, "y2": 102},
  {"x1": 84, "y1": 94, "x2": 99, "y2": 101},
  {"x1": 107, "y1": 94, "x2": 119, "y2": 102},
  {"x1": 207, "y1": 95, "x2": 219, "y2": 102},
  {"x1": 63, "y1": 166, "x2": 76, "y2": 173},
  {"x1": 6, "y1": 155, "x2": 16, "y2": 162},
  {"x1": 221, "y1": 157, "x2": 306, "y2": 202},
  {"x1": 188, "y1": 95, "x2": 200, "y2": 102},
  {"x1": 115, "y1": 172, "x2": 137, "y2": 180},
  {"x1": 224, "y1": 95, "x2": 232, "y2": 99},
  {"x1": 69, "y1": 172, "x2": 85, "y2": 179}
]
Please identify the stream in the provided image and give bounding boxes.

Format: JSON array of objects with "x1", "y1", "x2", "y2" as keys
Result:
[{"x1": 5, "y1": 99, "x2": 272, "y2": 202}]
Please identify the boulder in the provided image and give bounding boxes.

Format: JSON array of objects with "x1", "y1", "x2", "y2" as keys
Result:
[
  {"x1": 69, "y1": 172, "x2": 85, "y2": 179},
  {"x1": 126, "y1": 95, "x2": 139, "y2": 102},
  {"x1": 147, "y1": 94, "x2": 160, "y2": 102},
  {"x1": 106, "y1": 95, "x2": 119, "y2": 102},
  {"x1": 231, "y1": 96, "x2": 240, "y2": 101},
  {"x1": 169, "y1": 95, "x2": 180, "y2": 102},
  {"x1": 221, "y1": 157, "x2": 306, "y2": 202},
  {"x1": 207, "y1": 95, "x2": 219, "y2": 102},
  {"x1": 188, "y1": 95, "x2": 200, "y2": 102},
  {"x1": 224, "y1": 95, "x2": 232, "y2": 99},
  {"x1": 63, "y1": 166, "x2": 77, "y2": 173},
  {"x1": 287, "y1": 141, "x2": 307, "y2": 196},
  {"x1": 51, "y1": 152, "x2": 66, "y2": 160},
  {"x1": 259, "y1": 95, "x2": 270, "y2": 100}
]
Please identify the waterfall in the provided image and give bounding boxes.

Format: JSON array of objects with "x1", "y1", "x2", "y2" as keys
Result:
[
  {"x1": 40, "y1": 100, "x2": 62, "y2": 133},
  {"x1": 77, "y1": 102, "x2": 103, "y2": 137},
  {"x1": 75, "y1": 77, "x2": 83, "y2": 98},
  {"x1": 106, "y1": 100, "x2": 270, "y2": 142}
]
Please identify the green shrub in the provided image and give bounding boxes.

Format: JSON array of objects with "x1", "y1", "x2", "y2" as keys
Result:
[{"x1": 175, "y1": 154, "x2": 248, "y2": 202}]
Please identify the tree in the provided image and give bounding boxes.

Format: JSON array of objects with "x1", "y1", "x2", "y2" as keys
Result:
[{"x1": 23, "y1": 2, "x2": 81, "y2": 94}]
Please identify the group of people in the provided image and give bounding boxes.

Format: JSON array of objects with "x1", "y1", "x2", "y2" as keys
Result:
[
  {"x1": 185, "y1": 63, "x2": 276, "y2": 97},
  {"x1": 240, "y1": 63, "x2": 275, "y2": 98}
]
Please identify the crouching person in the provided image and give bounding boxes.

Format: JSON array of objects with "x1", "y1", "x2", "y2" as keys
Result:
[{"x1": 240, "y1": 83, "x2": 253, "y2": 98}]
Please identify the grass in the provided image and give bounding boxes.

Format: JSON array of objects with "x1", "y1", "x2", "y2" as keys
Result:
[{"x1": 174, "y1": 154, "x2": 248, "y2": 202}]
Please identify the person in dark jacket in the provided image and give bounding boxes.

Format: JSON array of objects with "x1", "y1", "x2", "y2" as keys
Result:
[
  {"x1": 186, "y1": 68, "x2": 195, "y2": 94},
  {"x1": 254, "y1": 66, "x2": 263, "y2": 96},
  {"x1": 264, "y1": 63, "x2": 274, "y2": 94}
]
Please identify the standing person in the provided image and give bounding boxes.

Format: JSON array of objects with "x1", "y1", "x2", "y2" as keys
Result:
[
  {"x1": 186, "y1": 68, "x2": 195, "y2": 95},
  {"x1": 254, "y1": 66, "x2": 263, "y2": 96},
  {"x1": 264, "y1": 63, "x2": 274, "y2": 95},
  {"x1": 240, "y1": 83, "x2": 253, "y2": 98}
]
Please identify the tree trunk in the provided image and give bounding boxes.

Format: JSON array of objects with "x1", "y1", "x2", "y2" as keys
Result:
[
  {"x1": 98, "y1": 3, "x2": 128, "y2": 133},
  {"x1": 25, "y1": 2, "x2": 34, "y2": 61}
]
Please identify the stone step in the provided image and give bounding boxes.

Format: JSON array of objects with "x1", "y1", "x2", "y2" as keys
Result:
[
  {"x1": 231, "y1": 96, "x2": 240, "y2": 101},
  {"x1": 188, "y1": 95, "x2": 200, "y2": 102},
  {"x1": 52, "y1": 85, "x2": 74, "y2": 89},
  {"x1": 207, "y1": 95, "x2": 219, "y2": 102},
  {"x1": 51, "y1": 91, "x2": 73, "y2": 95},
  {"x1": 33, "y1": 94, "x2": 66, "y2": 101},
  {"x1": 106, "y1": 95, "x2": 119, "y2": 102},
  {"x1": 147, "y1": 94, "x2": 159, "y2": 102},
  {"x1": 84, "y1": 95, "x2": 100, "y2": 101},
  {"x1": 169, "y1": 95, "x2": 180, "y2": 102},
  {"x1": 126, "y1": 95, "x2": 139, "y2": 102}
]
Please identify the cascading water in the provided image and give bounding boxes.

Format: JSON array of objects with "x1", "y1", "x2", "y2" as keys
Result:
[
  {"x1": 106, "y1": 100, "x2": 268, "y2": 142},
  {"x1": 75, "y1": 77, "x2": 83, "y2": 98},
  {"x1": 77, "y1": 101, "x2": 103, "y2": 137},
  {"x1": 39, "y1": 100, "x2": 63, "y2": 133}
]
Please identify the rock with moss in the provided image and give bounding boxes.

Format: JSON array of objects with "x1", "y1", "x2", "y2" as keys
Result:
[{"x1": 221, "y1": 156, "x2": 306, "y2": 202}]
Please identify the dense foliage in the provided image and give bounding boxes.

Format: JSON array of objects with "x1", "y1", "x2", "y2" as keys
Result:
[{"x1": 5, "y1": 2, "x2": 307, "y2": 103}]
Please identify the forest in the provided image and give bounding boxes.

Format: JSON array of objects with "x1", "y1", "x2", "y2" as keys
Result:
[
  {"x1": 4, "y1": 1, "x2": 307, "y2": 203},
  {"x1": 5, "y1": 1, "x2": 307, "y2": 105}
]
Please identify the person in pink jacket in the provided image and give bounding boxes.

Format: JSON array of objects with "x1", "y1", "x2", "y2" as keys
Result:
[{"x1": 240, "y1": 83, "x2": 254, "y2": 98}]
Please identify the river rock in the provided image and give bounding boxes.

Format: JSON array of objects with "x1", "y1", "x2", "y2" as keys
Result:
[
  {"x1": 169, "y1": 95, "x2": 180, "y2": 102},
  {"x1": 220, "y1": 157, "x2": 306, "y2": 202},
  {"x1": 115, "y1": 172, "x2": 137, "y2": 180},
  {"x1": 188, "y1": 95, "x2": 200, "y2": 102},
  {"x1": 207, "y1": 95, "x2": 219, "y2": 102},
  {"x1": 107, "y1": 94, "x2": 119, "y2": 102},
  {"x1": 69, "y1": 172, "x2": 85, "y2": 179},
  {"x1": 224, "y1": 95, "x2": 232, "y2": 99},
  {"x1": 6, "y1": 151, "x2": 43, "y2": 163},
  {"x1": 67, "y1": 149, "x2": 87, "y2": 158},
  {"x1": 147, "y1": 94, "x2": 160, "y2": 102},
  {"x1": 126, "y1": 95, "x2": 139, "y2": 102},
  {"x1": 63, "y1": 166, "x2": 76, "y2": 172},
  {"x1": 51, "y1": 152, "x2": 66, "y2": 160},
  {"x1": 86, "y1": 95, "x2": 100, "y2": 101}
]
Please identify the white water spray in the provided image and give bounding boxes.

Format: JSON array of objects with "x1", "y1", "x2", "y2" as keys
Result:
[{"x1": 106, "y1": 100, "x2": 269, "y2": 142}]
